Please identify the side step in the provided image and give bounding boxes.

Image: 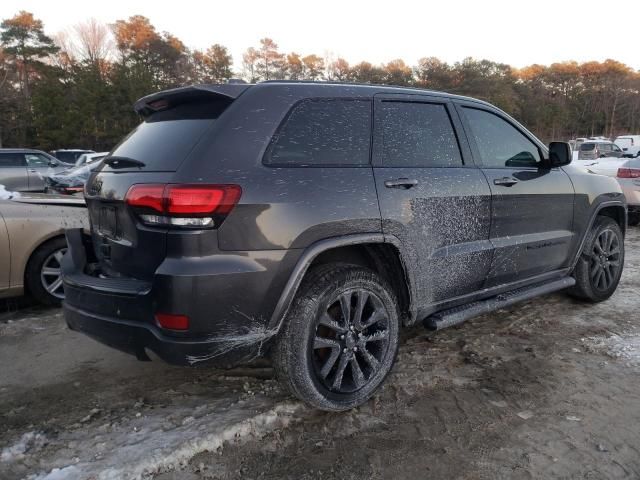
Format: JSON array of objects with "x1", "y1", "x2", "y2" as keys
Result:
[{"x1": 423, "y1": 277, "x2": 576, "y2": 331}]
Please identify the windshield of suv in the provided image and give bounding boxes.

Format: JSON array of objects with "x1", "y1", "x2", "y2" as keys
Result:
[{"x1": 106, "y1": 97, "x2": 231, "y2": 172}]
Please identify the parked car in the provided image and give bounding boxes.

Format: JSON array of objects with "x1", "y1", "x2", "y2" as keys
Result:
[
  {"x1": 0, "y1": 148, "x2": 72, "y2": 192},
  {"x1": 616, "y1": 160, "x2": 640, "y2": 226},
  {"x1": 44, "y1": 152, "x2": 109, "y2": 195},
  {"x1": 61, "y1": 82, "x2": 626, "y2": 411},
  {"x1": 49, "y1": 149, "x2": 95, "y2": 164},
  {"x1": 614, "y1": 135, "x2": 640, "y2": 158},
  {"x1": 0, "y1": 191, "x2": 87, "y2": 305},
  {"x1": 578, "y1": 141, "x2": 624, "y2": 160},
  {"x1": 569, "y1": 155, "x2": 639, "y2": 225}
]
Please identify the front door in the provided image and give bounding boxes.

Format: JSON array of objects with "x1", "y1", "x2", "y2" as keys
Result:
[
  {"x1": 372, "y1": 94, "x2": 493, "y2": 311},
  {"x1": 455, "y1": 103, "x2": 575, "y2": 287},
  {"x1": 25, "y1": 152, "x2": 53, "y2": 191}
]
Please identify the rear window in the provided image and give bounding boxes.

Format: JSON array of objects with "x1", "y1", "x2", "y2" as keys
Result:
[
  {"x1": 265, "y1": 99, "x2": 372, "y2": 166},
  {"x1": 580, "y1": 143, "x2": 596, "y2": 151},
  {"x1": 106, "y1": 97, "x2": 230, "y2": 172},
  {"x1": 377, "y1": 101, "x2": 462, "y2": 167}
]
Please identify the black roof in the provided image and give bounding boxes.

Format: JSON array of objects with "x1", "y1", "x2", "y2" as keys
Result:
[{"x1": 134, "y1": 81, "x2": 492, "y2": 116}]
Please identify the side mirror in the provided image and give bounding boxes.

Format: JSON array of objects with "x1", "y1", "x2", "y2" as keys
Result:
[
  {"x1": 548, "y1": 142, "x2": 572, "y2": 167},
  {"x1": 48, "y1": 160, "x2": 59, "y2": 167}
]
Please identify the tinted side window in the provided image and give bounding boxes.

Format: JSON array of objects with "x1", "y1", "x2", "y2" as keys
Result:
[
  {"x1": 266, "y1": 99, "x2": 371, "y2": 166},
  {"x1": 0, "y1": 153, "x2": 25, "y2": 168},
  {"x1": 378, "y1": 101, "x2": 462, "y2": 167},
  {"x1": 463, "y1": 107, "x2": 541, "y2": 168}
]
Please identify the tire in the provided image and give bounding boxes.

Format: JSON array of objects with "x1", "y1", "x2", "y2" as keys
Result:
[
  {"x1": 273, "y1": 264, "x2": 400, "y2": 411},
  {"x1": 628, "y1": 212, "x2": 640, "y2": 227},
  {"x1": 25, "y1": 236, "x2": 68, "y2": 307},
  {"x1": 569, "y1": 216, "x2": 624, "y2": 302}
]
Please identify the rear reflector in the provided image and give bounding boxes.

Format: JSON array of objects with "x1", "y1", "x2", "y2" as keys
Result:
[
  {"x1": 617, "y1": 168, "x2": 640, "y2": 178},
  {"x1": 155, "y1": 313, "x2": 189, "y2": 330}
]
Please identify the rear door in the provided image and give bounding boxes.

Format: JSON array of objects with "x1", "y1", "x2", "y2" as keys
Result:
[
  {"x1": 0, "y1": 152, "x2": 28, "y2": 191},
  {"x1": 372, "y1": 94, "x2": 492, "y2": 308},
  {"x1": 455, "y1": 102, "x2": 575, "y2": 286}
]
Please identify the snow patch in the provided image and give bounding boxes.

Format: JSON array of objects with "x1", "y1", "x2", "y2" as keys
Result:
[
  {"x1": 0, "y1": 184, "x2": 20, "y2": 200},
  {"x1": 35, "y1": 400, "x2": 302, "y2": 480},
  {"x1": 1, "y1": 431, "x2": 47, "y2": 462},
  {"x1": 583, "y1": 333, "x2": 640, "y2": 366},
  {"x1": 39, "y1": 465, "x2": 81, "y2": 480}
]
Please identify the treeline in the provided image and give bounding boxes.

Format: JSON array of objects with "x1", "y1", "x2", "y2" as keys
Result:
[{"x1": 1, "y1": 11, "x2": 639, "y2": 150}]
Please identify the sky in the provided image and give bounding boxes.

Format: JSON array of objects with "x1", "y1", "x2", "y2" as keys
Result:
[{"x1": 2, "y1": 0, "x2": 639, "y2": 71}]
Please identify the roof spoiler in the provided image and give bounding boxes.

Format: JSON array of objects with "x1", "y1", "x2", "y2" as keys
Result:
[{"x1": 133, "y1": 84, "x2": 251, "y2": 117}]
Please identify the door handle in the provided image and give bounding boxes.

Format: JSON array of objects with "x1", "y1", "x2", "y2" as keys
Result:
[
  {"x1": 493, "y1": 177, "x2": 519, "y2": 187},
  {"x1": 28, "y1": 169, "x2": 37, "y2": 173},
  {"x1": 384, "y1": 178, "x2": 418, "y2": 189}
]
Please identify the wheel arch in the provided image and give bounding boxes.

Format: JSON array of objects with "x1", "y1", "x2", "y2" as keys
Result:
[
  {"x1": 268, "y1": 234, "x2": 417, "y2": 331},
  {"x1": 570, "y1": 201, "x2": 627, "y2": 270}
]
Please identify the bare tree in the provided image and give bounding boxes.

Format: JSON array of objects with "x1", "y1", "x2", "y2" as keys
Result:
[{"x1": 72, "y1": 18, "x2": 114, "y2": 65}]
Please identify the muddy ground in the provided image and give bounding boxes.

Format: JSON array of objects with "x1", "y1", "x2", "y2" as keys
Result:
[{"x1": 1, "y1": 228, "x2": 639, "y2": 480}]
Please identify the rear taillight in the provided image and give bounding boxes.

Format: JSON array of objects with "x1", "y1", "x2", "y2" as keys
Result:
[
  {"x1": 616, "y1": 168, "x2": 640, "y2": 179},
  {"x1": 125, "y1": 184, "x2": 241, "y2": 228}
]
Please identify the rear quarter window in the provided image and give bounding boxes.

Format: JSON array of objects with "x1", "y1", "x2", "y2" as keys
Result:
[
  {"x1": 265, "y1": 99, "x2": 372, "y2": 166},
  {"x1": 0, "y1": 153, "x2": 25, "y2": 167}
]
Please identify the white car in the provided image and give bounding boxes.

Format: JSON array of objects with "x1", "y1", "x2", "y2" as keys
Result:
[
  {"x1": 616, "y1": 158, "x2": 640, "y2": 225},
  {"x1": 614, "y1": 135, "x2": 640, "y2": 158},
  {"x1": 573, "y1": 156, "x2": 640, "y2": 226}
]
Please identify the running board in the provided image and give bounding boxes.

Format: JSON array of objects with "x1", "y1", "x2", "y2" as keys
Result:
[{"x1": 423, "y1": 277, "x2": 576, "y2": 331}]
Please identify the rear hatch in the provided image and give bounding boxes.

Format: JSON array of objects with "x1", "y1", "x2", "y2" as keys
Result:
[
  {"x1": 84, "y1": 85, "x2": 248, "y2": 281},
  {"x1": 578, "y1": 142, "x2": 597, "y2": 160}
]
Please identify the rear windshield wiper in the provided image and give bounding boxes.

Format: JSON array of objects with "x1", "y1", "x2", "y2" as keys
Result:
[{"x1": 103, "y1": 156, "x2": 146, "y2": 168}]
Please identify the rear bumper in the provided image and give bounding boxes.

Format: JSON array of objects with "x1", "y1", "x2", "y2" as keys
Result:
[
  {"x1": 61, "y1": 229, "x2": 287, "y2": 366},
  {"x1": 64, "y1": 302, "x2": 235, "y2": 365}
]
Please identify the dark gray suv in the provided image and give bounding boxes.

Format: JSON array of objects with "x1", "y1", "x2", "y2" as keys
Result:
[{"x1": 61, "y1": 82, "x2": 627, "y2": 411}]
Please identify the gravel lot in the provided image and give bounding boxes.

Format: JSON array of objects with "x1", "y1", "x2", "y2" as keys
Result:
[{"x1": 1, "y1": 228, "x2": 639, "y2": 480}]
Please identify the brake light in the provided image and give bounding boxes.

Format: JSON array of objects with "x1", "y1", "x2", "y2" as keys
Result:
[
  {"x1": 125, "y1": 184, "x2": 242, "y2": 228},
  {"x1": 167, "y1": 185, "x2": 241, "y2": 214},
  {"x1": 126, "y1": 184, "x2": 164, "y2": 212},
  {"x1": 155, "y1": 313, "x2": 189, "y2": 330},
  {"x1": 617, "y1": 168, "x2": 640, "y2": 179}
]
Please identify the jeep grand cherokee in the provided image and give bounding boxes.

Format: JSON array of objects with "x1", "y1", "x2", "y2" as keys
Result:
[{"x1": 61, "y1": 82, "x2": 626, "y2": 411}]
